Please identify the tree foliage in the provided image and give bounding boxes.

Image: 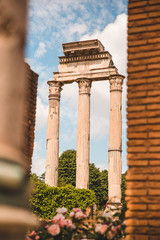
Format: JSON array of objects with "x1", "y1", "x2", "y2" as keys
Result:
[
  {"x1": 58, "y1": 150, "x2": 76, "y2": 187},
  {"x1": 58, "y1": 150, "x2": 108, "y2": 209}
]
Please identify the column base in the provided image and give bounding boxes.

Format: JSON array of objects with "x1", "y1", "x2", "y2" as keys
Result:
[{"x1": 104, "y1": 202, "x2": 122, "y2": 220}]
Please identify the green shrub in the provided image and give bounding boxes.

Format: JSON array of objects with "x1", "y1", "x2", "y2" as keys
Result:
[{"x1": 30, "y1": 178, "x2": 97, "y2": 219}]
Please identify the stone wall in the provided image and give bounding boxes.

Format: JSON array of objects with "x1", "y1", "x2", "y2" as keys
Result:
[
  {"x1": 126, "y1": 0, "x2": 160, "y2": 239},
  {"x1": 23, "y1": 63, "x2": 38, "y2": 174}
]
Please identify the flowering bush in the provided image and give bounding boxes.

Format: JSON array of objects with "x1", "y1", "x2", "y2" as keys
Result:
[
  {"x1": 27, "y1": 207, "x2": 125, "y2": 240},
  {"x1": 30, "y1": 180, "x2": 97, "y2": 219}
]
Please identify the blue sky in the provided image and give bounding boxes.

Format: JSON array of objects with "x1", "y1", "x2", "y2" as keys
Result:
[{"x1": 26, "y1": 0, "x2": 128, "y2": 176}]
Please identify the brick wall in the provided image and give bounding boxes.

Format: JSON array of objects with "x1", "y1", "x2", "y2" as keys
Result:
[
  {"x1": 126, "y1": 0, "x2": 160, "y2": 239},
  {"x1": 23, "y1": 63, "x2": 38, "y2": 174}
]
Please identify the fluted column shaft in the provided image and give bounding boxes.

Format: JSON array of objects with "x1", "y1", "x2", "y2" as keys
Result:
[
  {"x1": 76, "y1": 79, "x2": 92, "y2": 189},
  {"x1": 45, "y1": 81, "x2": 62, "y2": 187},
  {"x1": 108, "y1": 75, "x2": 123, "y2": 203}
]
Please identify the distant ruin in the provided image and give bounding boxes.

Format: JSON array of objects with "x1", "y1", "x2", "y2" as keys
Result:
[{"x1": 45, "y1": 39, "x2": 124, "y2": 204}]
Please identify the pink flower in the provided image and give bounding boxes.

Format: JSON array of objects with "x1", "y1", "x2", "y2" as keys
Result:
[
  {"x1": 29, "y1": 231, "x2": 36, "y2": 236},
  {"x1": 111, "y1": 226, "x2": 117, "y2": 233},
  {"x1": 100, "y1": 225, "x2": 108, "y2": 235},
  {"x1": 75, "y1": 211, "x2": 84, "y2": 219},
  {"x1": 107, "y1": 231, "x2": 114, "y2": 240},
  {"x1": 64, "y1": 219, "x2": 75, "y2": 229},
  {"x1": 95, "y1": 224, "x2": 108, "y2": 235},
  {"x1": 48, "y1": 224, "x2": 60, "y2": 236},
  {"x1": 58, "y1": 219, "x2": 65, "y2": 228},
  {"x1": 117, "y1": 224, "x2": 121, "y2": 230},
  {"x1": 83, "y1": 214, "x2": 88, "y2": 218},
  {"x1": 56, "y1": 207, "x2": 67, "y2": 215},
  {"x1": 35, "y1": 236, "x2": 39, "y2": 240},
  {"x1": 69, "y1": 211, "x2": 74, "y2": 218},
  {"x1": 53, "y1": 213, "x2": 65, "y2": 223},
  {"x1": 95, "y1": 224, "x2": 102, "y2": 233},
  {"x1": 73, "y1": 208, "x2": 82, "y2": 213}
]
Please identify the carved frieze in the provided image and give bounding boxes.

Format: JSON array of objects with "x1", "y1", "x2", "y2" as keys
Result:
[
  {"x1": 77, "y1": 79, "x2": 92, "y2": 95},
  {"x1": 109, "y1": 76, "x2": 123, "y2": 92},
  {"x1": 59, "y1": 52, "x2": 111, "y2": 64}
]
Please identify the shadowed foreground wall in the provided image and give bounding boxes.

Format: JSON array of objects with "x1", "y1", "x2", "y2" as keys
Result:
[
  {"x1": 23, "y1": 63, "x2": 38, "y2": 174},
  {"x1": 126, "y1": 0, "x2": 160, "y2": 240}
]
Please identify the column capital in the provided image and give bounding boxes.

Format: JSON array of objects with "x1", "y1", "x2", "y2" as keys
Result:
[
  {"x1": 109, "y1": 75, "x2": 124, "y2": 92},
  {"x1": 47, "y1": 81, "x2": 63, "y2": 100},
  {"x1": 77, "y1": 78, "x2": 92, "y2": 95}
]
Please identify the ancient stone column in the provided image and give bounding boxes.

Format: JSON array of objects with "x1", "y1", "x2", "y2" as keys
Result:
[
  {"x1": 45, "y1": 81, "x2": 63, "y2": 187},
  {"x1": 76, "y1": 78, "x2": 92, "y2": 189},
  {"x1": 108, "y1": 75, "x2": 124, "y2": 203}
]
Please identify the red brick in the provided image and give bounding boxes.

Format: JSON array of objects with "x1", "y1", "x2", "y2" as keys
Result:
[
  {"x1": 127, "y1": 203, "x2": 147, "y2": 210},
  {"x1": 147, "y1": 104, "x2": 160, "y2": 110},
  {"x1": 127, "y1": 118, "x2": 147, "y2": 126},
  {"x1": 149, "y1": 131, "x2": 160, "y2": 138},
  {"x1": 128, "y1": 96, "x2": 160, "y2": 105},
  {"x1": 126, "y1": 210, "x2": 160, "y2": 219},
  {"x1": 128, "y1": 43, "x2": 160, "y2": 54},
  {"x1": 128, "y1": 1, "x2": 147, "y2": 9},
  {"x1": 125, "y1": 196, "x2": 160, "y2": 204},
  {"x1": 127, "y1": 139, "x2": 149, "y2": 146},
  {"x1": 128, "y1": 26, "x2": 147, "y2": 34},
  {"x1": 128, "y1": 57, "x2": 160, "y2": 65},
  {"x1": 128, "y1": 153, "x2": 160, "y2": 160},
  {"x1": 127, "y1": 111, "x2": 148, "y2": 119},
  {"x1": 149, "y1": 11, "x2": 160, "y2": 18},
  {"x1": 147, "y1": 118, "x2": 160, "y2": 124},
  {"x1": 148, "y1": 175, "x2": 160, "y2": 181},
  {"x1": 128, "y1": 18, "x2": 160, "y2": 28},
  {"x1": 126, "y1": 219, "x2": 148, "y2": 226},
  {"x1": 128, "y1": 160, "x2": 149, "y2": 167},
  {"x1": 127, "y1": 91, "x2": 147, "y2": 98},
  {"x1": 125, "y1": 189, "x2": 147, "y2": 196},
  {"x1": 148, "y1": 189, "x2": 160, "y2": 195},
  {"x1": 149, "y1": 236, "x2": 160, "y2": 240},
  {"x1": 128, "y1": 32, "x2": 160, "y2": 41},
  {"x1": 128, "y1": 166, "x2": 160, "y2": 174},
  {"x1": 129, "y1": 70, "x2": 160, "y2": 79},
  {"x1": 128, "y1": 65, "x2": 147, "y2": 72},
  {"x1": 126, "y1": 174, "x2": 147, "y2": 181},
  {"x1": 148, "y1": 90, "x2": 160, "y2": 96},
  {"x1": 126, "y1": 181, "x2": 148, "y2": 189},
  {"x1": 148, "y1": 204, "x2": 160, "y2": 210},
  {"x1": 127, "y1": 132, "x2": 148, "y2": 139},
  {"x1": 128, "y1": 13, "x2": 148, "y2": 21},
  {"x1": 127, "y1": 105, "x2": 146, "y2": 112},
  {"x1": 127, "y1": 146, "x2": 147, "y2": 152},
  {"x1": 128, "y1": 39, "x2": 147, "y2": 46},
  {"x1": 149, "y1": 160, "x2": 160, "y2": 166},
  {"x1": 149, "y1": 146, "x2": 160, "y2": 152},
  {"x1": 127, "y1": 78, "x2": 147, "y2": 86}
]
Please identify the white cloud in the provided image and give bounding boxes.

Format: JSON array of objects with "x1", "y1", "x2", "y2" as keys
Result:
[
  {"x1": 35, "y1": 96, "x2": 48, "y2": 130},
  {"x1": 35, "y1": 42, "x2": 46, "y2": 58},
  {"x1": 96, "y1": 163, "x2": 107, "y2": 171},
  {"x1": 68, "y1": 23, "x2": 87, "y2": 36},
  {"x1": 28, "y1": 0, "x2": 127, "y2": 49},
  {"x1": 81, "y1": 13, "x2": 127, "y2": 76},
  {"x1": 31, "y1": 141, "x2": 46, "y2": 175}
]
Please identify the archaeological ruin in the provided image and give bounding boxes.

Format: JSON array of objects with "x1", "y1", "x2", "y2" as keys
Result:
[{"x1": 45, "y1": 39, "x2": 124, "y2": 204}]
